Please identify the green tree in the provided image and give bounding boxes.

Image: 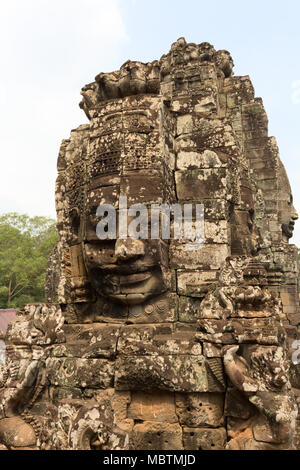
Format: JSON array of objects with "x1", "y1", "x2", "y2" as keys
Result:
[{"x1": 0, "y1": 213, "x2": 58, "y2": 308}]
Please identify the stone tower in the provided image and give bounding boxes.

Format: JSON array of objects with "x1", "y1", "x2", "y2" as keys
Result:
[{"x1": 0, "y1": 38, "x2": 299, "y2": 450}]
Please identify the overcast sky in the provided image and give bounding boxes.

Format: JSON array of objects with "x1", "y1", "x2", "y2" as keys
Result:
[{"x1": 1, "y1": 0, "x2": 300, "y2": 244}]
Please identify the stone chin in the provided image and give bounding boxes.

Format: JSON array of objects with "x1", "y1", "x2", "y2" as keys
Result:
[{"x1": 282, "y1": 222, "x2": 295, "y2": 240}]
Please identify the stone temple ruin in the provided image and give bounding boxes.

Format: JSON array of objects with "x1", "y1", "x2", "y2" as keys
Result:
[{"x1": 0, "y1": 38, "x2": 300, "y2": 450}]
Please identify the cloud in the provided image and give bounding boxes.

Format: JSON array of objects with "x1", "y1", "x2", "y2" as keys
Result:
[{"x1": 0, "y1": 0, "x2": 129, "y2": 218}]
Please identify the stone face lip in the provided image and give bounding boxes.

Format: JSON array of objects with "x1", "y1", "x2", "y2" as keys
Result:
[{"x1": 1, "y1": 37, "x2": 300, "y2": 451}]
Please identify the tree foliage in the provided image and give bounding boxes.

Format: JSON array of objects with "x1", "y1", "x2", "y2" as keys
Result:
[{"x1": 0, "y1": 213, "x2": 58, "y2": 308}]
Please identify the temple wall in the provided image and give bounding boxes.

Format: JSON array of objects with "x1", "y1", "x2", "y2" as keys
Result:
[{"x1": 0, "y1": 38, "x2": 299, "y2": 450}]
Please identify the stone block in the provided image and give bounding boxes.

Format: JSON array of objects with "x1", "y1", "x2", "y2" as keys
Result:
[
  {"x1": 177, "y1": 150, "x2": 223, "y2": 170},
  {"x1": 225, "y1": 388, "x2": 253, "y2": 419},
  {"x1": 203, "y1": 342, "x2": 223, "y2": 358},
  {"x1": 128, "y1": 293, "x2": 178, "y2": 323},
  {"x1": 178, "y1": 296, "x2": 202, "y2": 323},
  {"x1": 177, "y1": 270, "x2": 218, "y2": 297},
  {"x1": 183, "y1": 427, "x2": 226, "y2": 450},
  {"x1": 54, "y1": 324, "x2": 121, "y2": 359},
  {"x1": 118, "y1": 323, "x2": 201, "y2": 356},
  {"x1": 112, "y1": 390, "x2": 131, "y2": 422},
  {"x1": 47, "y1": 358, "x2": 114, "y2": 389},
  {"x1": 120, "y1": 171, "x2": 169, "y2": 205},
  {"x1": 175, "y1": 392, "x2": 224, "y2": 427},
  {"x1": 115, "y1": 355, "x2": 209, "y2": 392},
  {"x1": 0, "y1": 417, "x2": 37, "y2": 448},
  {"x1": 202, "y1": 199, "x2": 227, "y2": 220},
  {"x1": 175, "y1": 168, "x2": 227, "y2": 200},
  {"x1": 197, "y1": 317, "x2": 285, "y2": 345},
  {"x1": 169, "y1": 243, "x2": 228, "y2": 270}
]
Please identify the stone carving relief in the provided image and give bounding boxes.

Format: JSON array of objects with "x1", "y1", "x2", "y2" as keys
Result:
[{"x1": 1, "y1": 38, "x2": 299, "y2": 450}]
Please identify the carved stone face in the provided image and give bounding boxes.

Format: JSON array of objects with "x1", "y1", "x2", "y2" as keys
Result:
[
  {"x1": 281, "y1": 194, "x2": 298, "y2": 241},
  {"x1": 82, "y1": 168, "x2": 170, "y2": 306},
  {"x1": 83, "y1": 237, "x2": 168, "y2": 305},
  {"x1": 278, "y1": 161, "x2": 298, "y2": 241},
  {"x1": 74, "y1": 93, "x2": 175, "y2": 308},
  {"x1": 4, "y1": 37, "x2": 299, "y2": 452}
]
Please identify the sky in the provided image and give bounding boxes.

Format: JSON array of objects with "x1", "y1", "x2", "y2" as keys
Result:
[{"x1": 0, "y1": 0, "x2": 300, "y2": 244}]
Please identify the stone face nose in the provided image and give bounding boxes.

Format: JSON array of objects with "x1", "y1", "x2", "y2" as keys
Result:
[
  {"x1": 291, "y1": 206, "x2": 299, "y2": 221},
  {"x1": 114, "y1": 238, "x2": 145, "y2": 262}
]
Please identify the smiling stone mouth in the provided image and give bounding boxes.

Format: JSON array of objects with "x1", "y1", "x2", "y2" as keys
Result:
[
  {"x1": 119, "y1": 271, "x2": 152, "y2": 285},
  {"x1": 98, "y1": 264, "x2": 156, "y2": 275}
]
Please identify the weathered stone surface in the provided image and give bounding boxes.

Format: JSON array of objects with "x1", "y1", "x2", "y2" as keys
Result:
[
  {"x1": 115, "y1": 355, "x2": 209, "y2": 392},
  {"x1": 178, "y1": 296, "x2": 202, "y2": 323},
  {"x1": 52, "y1": 324, "x2": 121, "y2": 359},
  {"x1": 5, "y1": 304, "x2": 65, "y2": 346},
  {"x1": 128, "y1": 391, "x2": 178, "y2": 423},
  {"x1": 175, "y1": 392, "x2": 224, "y2": 427},
  {"x1": 197, "y1": 317, "x2": 286, "y2": 345},
  {"x1": 169, "y1": 243, "x2": 228, "y2": 270},
  {"x1": 117, "y1": 324, "x2": 201, "y2": 356},
  {"x1": 127, "y1": 293, "x2": 178, "y2": 323},
  {"x1": 225, "y1": 388, "x2": 254, "y2": 419},
  {"x1": 294, "y1": 420, "x2": 300, "y2": 450},
  {"x1": 177, "y1": 149, "x2": 223, "y2": 170},
  {"x1": 111, "y1": 390, "x2": 131, "y2": 423},
  {"x1": 175, "y1": 169, "x2": 227, "y2": 201},
  {"x1": 47, "y1": 358, "x2": 114, "y2": 389},
  {"x1": 177, "y1": 270, "x2": 219, "y2": 297},
  {"x1": 1, "y1": 37, "x2": 299, "y2": 451},
  {"x1": 129, "y1": 421, "x2": 183, "y2": 450},
  {"x1": 183, "y1": 427, "x2": 227, "y2": 450}
]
